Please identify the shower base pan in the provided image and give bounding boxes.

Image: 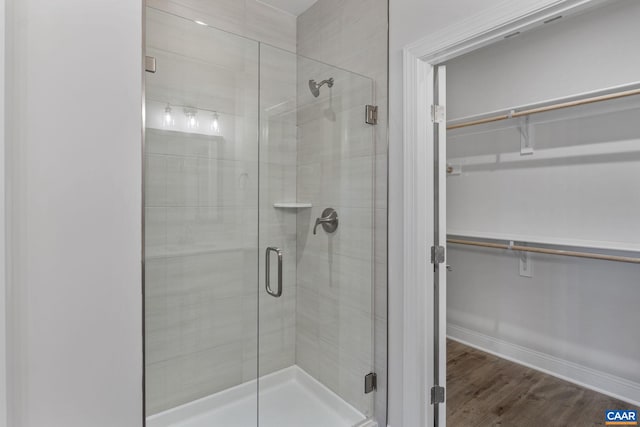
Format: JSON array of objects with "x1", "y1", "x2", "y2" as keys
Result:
[{"x1": 147, "y1": 365, "x2": 377, "y2": 427}]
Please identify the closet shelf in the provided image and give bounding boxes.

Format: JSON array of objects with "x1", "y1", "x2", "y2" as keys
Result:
[
  {"x1": 273, "y1": 203, "x2": 313, "y2": 209},
  {"x1": 447, "y1": 234, "x2": 640, "y2": 264},
  {"x1": 447, "y1": 230, "x2": 640, "y2": 253},
  {"x1": 447, "y1": 81, "x2": 640, "y2": 131}
]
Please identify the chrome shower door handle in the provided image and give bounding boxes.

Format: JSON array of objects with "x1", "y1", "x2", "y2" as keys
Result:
[{"x1": 265, "y1": 247, "x2": 283, "y2": 298}]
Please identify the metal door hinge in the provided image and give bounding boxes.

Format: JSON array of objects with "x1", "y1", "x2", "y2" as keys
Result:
[
  {"x1": 431, "y1": 385, "x2": 445, "y2": 404},
  {"x1": 145, "y1": 56, "x2": 156, "y2": 73},
  {"x1": 431, "y1": 104, "x2": 445, "y2": 123},
  {"x1": 365, "y1": 105, "x2": 378, "y2": 125},
  {"x1": 431, "y1": 245, "x2": 445, "y2": 264},
  {"x1": 364, "y1": 372, "x2": 377, "y2": 393}
]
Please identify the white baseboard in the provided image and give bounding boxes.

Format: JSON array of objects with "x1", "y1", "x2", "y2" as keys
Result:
[{"x1": 448, "y1": 324, "x2": 640, "y2": 407}]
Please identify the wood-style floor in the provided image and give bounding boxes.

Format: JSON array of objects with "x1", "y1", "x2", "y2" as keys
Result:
[{"x1": 447, "y1": 339, "x2": 639, "y2": 427}]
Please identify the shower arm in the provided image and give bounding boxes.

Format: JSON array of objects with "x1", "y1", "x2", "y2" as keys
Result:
[{"x1": 317, "y1": 78, "x2": 334, "y2": 88}]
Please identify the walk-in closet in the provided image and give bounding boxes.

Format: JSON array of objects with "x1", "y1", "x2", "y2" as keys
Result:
[{"x1": 443, "y1": 0, "x2": 640, "y2": 424}]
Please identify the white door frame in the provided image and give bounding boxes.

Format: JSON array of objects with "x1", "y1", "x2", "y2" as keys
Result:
[
  {"x1": 401, "y1": 1, "x2": 608, "y2": 425},
  {"x1": 0, "y1": 0, "x2": 6, "y2": 424}
]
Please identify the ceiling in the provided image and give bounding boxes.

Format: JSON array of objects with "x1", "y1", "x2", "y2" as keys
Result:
[{"x1": 257, "y1": 0, "x2": 318, "y2": 16}]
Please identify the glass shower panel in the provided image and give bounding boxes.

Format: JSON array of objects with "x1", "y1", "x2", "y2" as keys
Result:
[
  {"x1": 144, "y1": 8, "x2": 377, "y2": 426},
  {"x1": 258, "y1": 44, "x2": 376, "y2": 426},
  {"x1": 144, "y1": 7, "x2": 259, "y2": 424}
]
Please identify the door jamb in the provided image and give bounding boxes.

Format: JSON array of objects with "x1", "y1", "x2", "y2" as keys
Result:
[{"x1": 401, "y1": 1, "x2": 608, "y2": 425}]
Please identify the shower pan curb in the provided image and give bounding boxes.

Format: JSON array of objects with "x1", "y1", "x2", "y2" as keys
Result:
[{"x1": 146, "y1": 365, "x2": 376, "y2": 427}]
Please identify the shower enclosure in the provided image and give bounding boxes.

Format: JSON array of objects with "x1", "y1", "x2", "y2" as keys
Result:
[{"x1": 144, "y1": 7, "x2": 377, "y2": 427}]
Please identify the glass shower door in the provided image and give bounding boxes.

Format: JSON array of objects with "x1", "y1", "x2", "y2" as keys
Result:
[
  {"x1": 258, "y1": 44, "x2": 376, "y2": 426},
  {"x1": 145, "y1": 8, "x2": 376, "y2": 426},
  {"x1": 144, "y1": 8, "x2": 260, "y2": 426}
]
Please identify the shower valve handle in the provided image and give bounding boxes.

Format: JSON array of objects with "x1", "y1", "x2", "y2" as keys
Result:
[{"x1": 313, "y1": 208, "x2": 339, "y2": 235}]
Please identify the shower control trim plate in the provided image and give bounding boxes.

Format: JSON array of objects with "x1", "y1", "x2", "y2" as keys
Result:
[{"x1": 313, "y1": 208, "x2": 339, "y2": 235}]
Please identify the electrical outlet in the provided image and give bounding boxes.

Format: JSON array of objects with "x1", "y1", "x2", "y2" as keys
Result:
[{"x1": 519, "y1": 252, "x2": 533, "y2": 278}]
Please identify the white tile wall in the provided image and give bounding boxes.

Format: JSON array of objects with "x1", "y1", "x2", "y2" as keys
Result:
[
  {"x1": 146, "y1": 341, "x2": 245, "y2": 414},
  {"x1": 297, "y1": 0, "x2": 388, "y2": 423},
  {"x1": 294, "y1": 50, "x2": 376, "y2": 417},
  {"x1": 145, "y1": 0, "x2": 387, "y2": 421},
  {"x1": 147, "y1": 0, "x2": 296, "y2": 52}
]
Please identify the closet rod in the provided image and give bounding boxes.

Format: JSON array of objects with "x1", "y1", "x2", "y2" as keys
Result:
[
  {"x1": 447, "y1": 87, "x2": 640, "y2": 131},
  {"x1": 447, "y1": 238, "x2": 640, "y2": 264}
]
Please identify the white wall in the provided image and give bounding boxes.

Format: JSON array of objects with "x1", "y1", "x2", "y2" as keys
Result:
[
  {"x1": 446, "y1": 0, "x2": 640, "y2": 120},
  {"x1": 445, "y1": 0, "x2": 640, "y2": 405},
  {"x1": 5, "y1": 0, "x2": 143, "y2": 426}
]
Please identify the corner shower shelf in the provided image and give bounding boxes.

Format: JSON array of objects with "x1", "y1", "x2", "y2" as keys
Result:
[{"x1": 273, "y1": 203, "x2": 313, "y2": 209}]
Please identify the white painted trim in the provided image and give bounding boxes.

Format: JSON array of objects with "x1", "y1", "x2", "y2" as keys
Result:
[
  {"x1": 448, "y1": 325, "x2": 640, "y2": 407},
  {"x1": 0, "y1": 0, "x2": 6, "y2": 423},
  {"x1": 435, "y1": 66, "x2": 447, "y2": 427},
  {"x1": 401, "y1": 51, "x2": 433, "y2": 427},
  {"x1": 405, "y1": 0, "x2": 610, "y2": 64},
  {"x1": 401, "y1": 1, "x2": 608, "y2": 425}
]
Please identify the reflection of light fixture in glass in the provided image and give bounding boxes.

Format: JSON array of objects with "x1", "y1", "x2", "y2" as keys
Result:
[
  {"x1": 163, "y1": 104, "x2": 174, "y2": 127},
  {"x1": 211, "y1": 112, "x2": 220, "y2": 135},
  {"x1": 184, "y1": 108, "x2": 198, "y2": 130}
]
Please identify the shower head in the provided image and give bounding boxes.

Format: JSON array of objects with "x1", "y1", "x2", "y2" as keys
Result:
[
  {"x1": 308, "y1": 78, "x2": 334, "y2": 97},
  {"x1": 308, "y1": 80, "x2": 320, "y2": 98}
]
